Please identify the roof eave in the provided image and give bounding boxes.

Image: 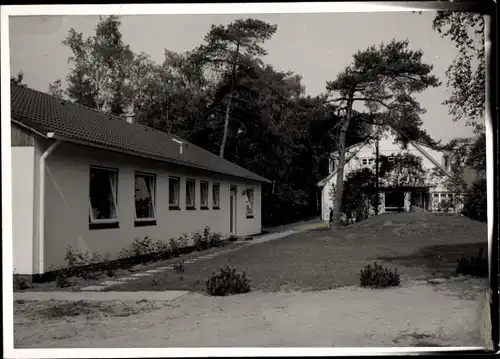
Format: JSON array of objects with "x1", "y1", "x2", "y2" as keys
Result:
[{"x1": 48, "y1": 132, "x2": 268, "y2": 184}]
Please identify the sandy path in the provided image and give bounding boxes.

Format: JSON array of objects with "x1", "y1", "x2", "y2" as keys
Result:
[{"x1": 15, "y1": 277, "x2": 487, "y2": 348}]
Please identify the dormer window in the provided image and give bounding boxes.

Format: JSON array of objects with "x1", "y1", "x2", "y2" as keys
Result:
[{"x1": 361, "y1": 158, "x2": 374, "y2": 166}]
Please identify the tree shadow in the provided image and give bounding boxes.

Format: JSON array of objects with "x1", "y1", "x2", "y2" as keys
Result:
[{"x1": 377, "y1": 242, "x2": 488, "y2": 276}]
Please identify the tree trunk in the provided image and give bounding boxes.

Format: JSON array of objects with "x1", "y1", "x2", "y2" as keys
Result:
[
  {"x1": 219, "y1": 91, "x2": 233, "y2": 158},
  {"x1": 219, "y1": 43, "x2": 240, "y2": 158},
  {"x1": 331, "y1": 101, "x2": 352, "y2": 230}
]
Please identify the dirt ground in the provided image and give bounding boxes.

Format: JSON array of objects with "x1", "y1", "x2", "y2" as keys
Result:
[{"x1": 14, "y1": 276, "x2": 487, "y2": 348}]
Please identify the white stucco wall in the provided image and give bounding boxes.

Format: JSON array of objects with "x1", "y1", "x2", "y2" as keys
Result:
[
  {"x1": 12, "y1": 147, "x2": 35, "y2": 274},
  {"x1": 40, "y1": 141, "x2": 262, "y2": 271}
]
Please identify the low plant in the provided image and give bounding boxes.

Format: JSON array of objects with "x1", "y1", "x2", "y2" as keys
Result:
[
  {"x1": 456, "y1": 247, "x2": 488, "y2": 277},
  {"x1": 153, "y1": 239, "x2": 170, "y2": 254},
  {"x1": 173, "y1": 260, "x2": 185, "y2": 274},
  {"x1": 193, "y1": 231, "x2": 207, "y2": 251},
  {"x1": 178, "y1": 233, "x2": 189, "y2": 248},
  {"x1": 64, "y1": 246, "x2": 106, "y2": 280},
  {"x1": 169, "y1": 237, "x2": 180, "y2": 257},
  {"x1": 130, "y1": 236, "x2": 155, "y2": 257},
  {"x1": 14, "y1": 276, "x2": 30, "y2": 290},
  {"x1": 359, "y1": 262, "x2": 401, "y2": 288},
  {"x1": 206, "y1": 265, "x2": 251, "y2": 296},
  {"x1": 56, "y1": 270, "x2": 71, "y2": 288},
  {"x1": 208, "y1": 231, "x2": 222, "y2": 248}
]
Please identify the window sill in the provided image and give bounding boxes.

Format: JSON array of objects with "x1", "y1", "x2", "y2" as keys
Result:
[
  {"x1": 89, "y1": 222, "x2": 120, "y2": 230},
  {"x1": 213, "y1": 207, "x2": 220, "y2": 210},
  {"x1": 200, "y1": 206, "x2": 209, "y2": 210},
  {"x1": 134, "y1": 219, "x2": 157, "y2": 227},
  {"x1": 186, "y1": 207, "x2": 196, "y2": 211},
  {"x1": 169, "y1": 206, "x2": 181, "y2": 210},
  {"x1": 246, "y1": 215, "x2": 255, "y2": 219}
]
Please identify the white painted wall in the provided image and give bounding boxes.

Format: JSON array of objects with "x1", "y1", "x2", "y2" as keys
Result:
[
  {"x1": 12, "y1": 147, "x2": 35, "y2": 274},
  {"x1": 41, "y1": 141, "x2": 263, "y2": 271}
]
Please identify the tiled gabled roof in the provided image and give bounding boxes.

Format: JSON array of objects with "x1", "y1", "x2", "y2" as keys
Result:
[{"x1": 10, "y1": 83, "x2": 270, "y2": 183}]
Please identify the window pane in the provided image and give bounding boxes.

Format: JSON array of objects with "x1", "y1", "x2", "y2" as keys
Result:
[
  {"x1": 169, "y1": 178, "x2": 179, "y2": 206},
  {"x1": 135, "y1": 175, "x2": 154, "y2": 218},
  {"x1": 186, "y1": 180, "x2": 195, "y2": 207},
  {"x1": 213, "y1": 183, "x2": 220, "y2": 208},
  {"x1": 246, "y1": 189, "x2": 254, "y2": 216},
  {"x1": 201, "y1": 182, "x2": 208, "y2": 207},
  {"x1": 90, "y1": 168, "x2": 117, "y2": 220}
]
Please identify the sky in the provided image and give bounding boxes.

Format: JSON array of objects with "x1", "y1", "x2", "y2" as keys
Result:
[{"x1": 8, "y1": 11, "x2": 477, "y2": 143}]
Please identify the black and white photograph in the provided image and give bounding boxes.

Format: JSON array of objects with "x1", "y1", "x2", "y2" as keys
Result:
[{"x1": 3, "y1": 2, "x2": 495, "y2": 354}]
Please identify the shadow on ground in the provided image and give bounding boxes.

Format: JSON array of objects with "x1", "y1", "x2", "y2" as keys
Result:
[{"x1": 377, "y1": 242, "x2": 488, "y2": 277}]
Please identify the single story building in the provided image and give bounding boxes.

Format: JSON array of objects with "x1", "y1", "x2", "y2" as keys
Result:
[{"x1": 10, "y1": 83, "x2": 270, "y2": 275}]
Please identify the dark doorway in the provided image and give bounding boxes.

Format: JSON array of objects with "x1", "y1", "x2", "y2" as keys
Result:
[{"x1": 385, "y1": 191, "x2": 404, "y2": 212}]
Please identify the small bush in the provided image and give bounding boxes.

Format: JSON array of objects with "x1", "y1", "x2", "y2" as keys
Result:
[
  {"x1": 153, "y1": 239, "x2": 170, "y2": 255},
  {"x1": 193, "y1": 231, "x2": 207, "y2": 251},
  {"x1": 456, "y1": 248, "x2": 488, "y2": 277},
  {"x1": 65, "y1": 246, "x2": 106, "y2": 280},
  {"x1": 56, "y1": 270, "x2": 71, "y2": 288},
  {"x1": 130, "y1": 236, "x2": 155, "y2": 256},
  {"x1": 359, "y1": 262, "x2": 401, "y2": 288},
  {"x1": 14, "y1": 276, "x2": 30, "y2": 290},
  {"x1": 169, "y1": 238, "x2": 180, "y2": 257},
  {"x1": 173, "y1": 260, "x2": 185, "y2": 274},
  {"x1": 206, "y1": 265, "x2": 251, "y2": 296},
  {"x1": 208, "y1": 232, "x2": 222, "y2": 248},
  {"x1": 178, "y1": 233, "x2": 189, "y2": 248}
]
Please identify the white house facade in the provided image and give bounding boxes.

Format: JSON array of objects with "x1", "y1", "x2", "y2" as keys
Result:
[{"x1": 317, "y1": 130, "x2": 462, "y2": 221}]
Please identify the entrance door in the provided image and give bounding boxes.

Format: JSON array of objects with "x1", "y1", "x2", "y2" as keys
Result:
[{"x1": 229, "y1": 186, "x2": 237, "y2": 235}]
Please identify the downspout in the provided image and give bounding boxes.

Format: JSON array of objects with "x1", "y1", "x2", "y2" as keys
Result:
[{"x1": 38, "y1": 133, "x2": 61, "y2": 274}]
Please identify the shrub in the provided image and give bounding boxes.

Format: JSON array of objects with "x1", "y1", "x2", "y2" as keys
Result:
[
  {"x1": 178, "y1": 233, "x2": 189, "y2": 248},
  {"x1": 462, "y1": 178, "x2": 487, "y2": 222},
  {"x1": 456, "y1": 248, "x2": 488, "y2": 277},
  {"x1": 173, "y1": 260, "x2": 185, "y2": 274},
  {"x1": 14, "y1": 276, "x2": 30, "y2": 290},
  {"x1": 359, "y1": 262, "x2": 401, "y2": 288},
  {"x1": 208, "y1": 232, "x2": 222, "y2": 247},
  {"x1": 56, "y1": 270, "x2": 71, "y2": 288},
  {"x1": 130, "y1": 236, "x2": 155, "y2": 256},
  {"x1": 153, "y1": 239, "x2": 170, "y2": 254},
  {"x1": 193, "y1": 231, "x2": 206, "y2": 251},
  {"x1": 65, "y1": 246, "x2": 92, "y2": 268},
  {"x1": 206, "y1": 265, "x2": 251, "y2": 296},
  {"x1": 169, "y1": 238, "x2": 180, "y2": 257}
]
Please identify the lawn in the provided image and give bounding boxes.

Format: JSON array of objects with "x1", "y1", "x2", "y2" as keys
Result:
[{"x1": 108, "y1": 212, "x2": 488, "y2": 293}]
